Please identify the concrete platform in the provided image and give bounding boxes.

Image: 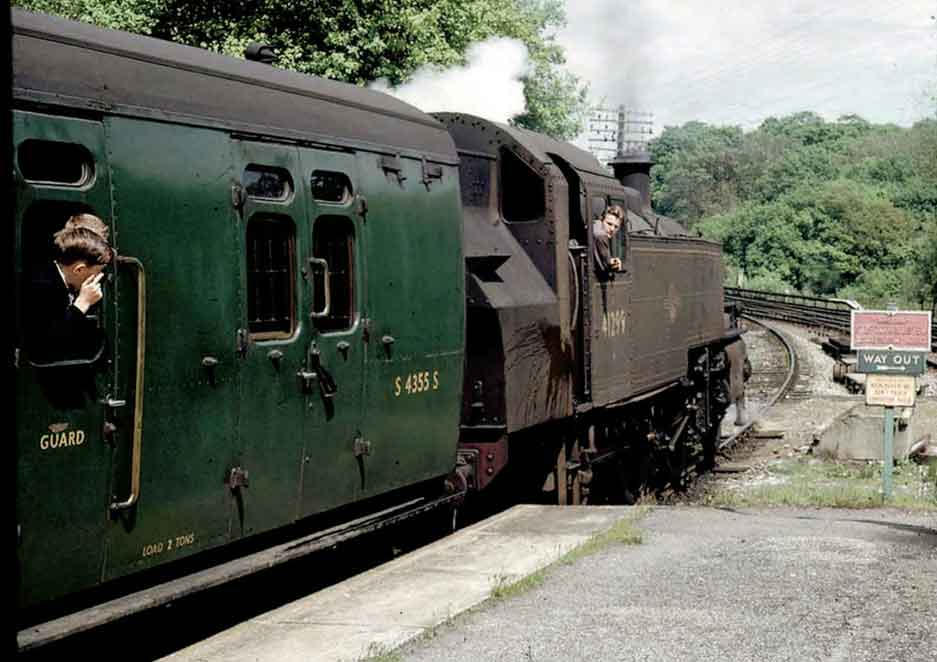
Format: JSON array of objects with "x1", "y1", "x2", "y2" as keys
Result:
[{"x1": 160, "y1": 505, "x2": 634, "y2": 662}]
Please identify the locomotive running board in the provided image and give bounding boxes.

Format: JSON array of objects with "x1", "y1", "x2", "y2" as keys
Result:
[{"x1": 17, "y1": 492, "x2": 463, "y2": 652}]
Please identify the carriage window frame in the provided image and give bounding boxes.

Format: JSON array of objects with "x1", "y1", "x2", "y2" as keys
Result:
[
  {"x1": 310, "y1": 171, "x2": 353, "y2": 205},
  {"x1": 243, "y1": 165, "x2": 294, "y2": 202},
  {"x1": 17, "y1": 139, "x2": 95, "y2": 187},
  {"x1": 312, "y1": 215, "x2": 356, "y2": 334},
  {"x1": 245, "y1": 214, "x2": 297, "y2": 340}
]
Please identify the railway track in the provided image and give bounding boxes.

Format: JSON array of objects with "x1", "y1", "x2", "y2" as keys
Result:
[
  {"x1": 718, "y1": 316, "x2": 798, "y2": 452},
  {"x1": 726, "y1": 287, "x2": 937, "y2": 357}
]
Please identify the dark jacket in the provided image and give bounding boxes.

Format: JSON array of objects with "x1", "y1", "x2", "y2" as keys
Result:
[
  {"x1": 592, "y1": 219, "x2": 615, "y2": 280},
  {"x1": 24, "y1": 262, "x2": 104, "y2": 365}
]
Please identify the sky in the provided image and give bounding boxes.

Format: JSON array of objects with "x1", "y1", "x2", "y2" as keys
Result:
[{"x1": 557, "y1": 0, "x2": 937, "y2": 141}]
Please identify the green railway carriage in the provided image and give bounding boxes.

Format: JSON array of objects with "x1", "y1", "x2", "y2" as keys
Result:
[{"x1": 14, "y1": 8, "x2": 464, "y2": 614}]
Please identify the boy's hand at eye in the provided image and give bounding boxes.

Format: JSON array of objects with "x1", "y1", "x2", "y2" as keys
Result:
[{"x1": 75, "y1": 272, "x2": 104, "y2": 313}]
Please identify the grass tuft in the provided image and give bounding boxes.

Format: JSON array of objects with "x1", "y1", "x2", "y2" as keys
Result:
[
  {"x1": 488, "y1": 507, "x2": 647, "y2": 602},
  {"x1": 357, "y1": 642, "x2": 403, "y2": 662},
  {"x1": 704, "y1": 458, "x2": 937, "y2": 510}
]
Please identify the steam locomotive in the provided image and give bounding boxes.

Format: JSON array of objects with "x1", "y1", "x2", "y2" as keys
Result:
[{"x1": 13, "y1": 8, "x2": 747, "y2": 645}]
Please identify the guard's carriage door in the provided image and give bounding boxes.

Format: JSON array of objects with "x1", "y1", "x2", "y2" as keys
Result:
[{"x1": 13, "y1": 111, "x2": 120, "y2": 606}]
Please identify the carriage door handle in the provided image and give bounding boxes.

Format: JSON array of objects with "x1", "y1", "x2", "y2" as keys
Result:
[
  {"x1": 308, "y1": 258, "x2": 331, "y2": 318},
  {"x1": 111, "y1": 256, "x2": 147, "y2": 513}
]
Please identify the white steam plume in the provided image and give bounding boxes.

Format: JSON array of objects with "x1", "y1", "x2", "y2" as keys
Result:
[{"x1": 370, "y1": 38, "x2": 529, "y2": 122}]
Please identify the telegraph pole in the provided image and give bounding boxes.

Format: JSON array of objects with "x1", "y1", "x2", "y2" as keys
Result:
[{"x1": 586, "y1": 105, "x2": 654, "y2": 167}]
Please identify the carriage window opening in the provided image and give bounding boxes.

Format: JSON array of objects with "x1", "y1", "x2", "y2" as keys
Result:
[
  {"x1": 243, "y1": 165, "x2": 293, "y2": 201},
  {"x1": 313, "y1": 216, "x2": 355, "y2": 333},
  {"x1": 246, "y1": 216, "x2": 296, "y2": 339},
  {"x1": 19, "y1": 201, "x2": 106, "y2": 372},
  {"x1": 21, "y1": 201, "x2": 97, "y2": 273},
  {"x1": 500, "y1": 148, "x2": 544, "y2": 223},
  {"x1": 310, "y1": 171, "x2": 352, "y2": 203},
  {"x1": 18, "y1": 140, "x2": 93, "y2": 186}
]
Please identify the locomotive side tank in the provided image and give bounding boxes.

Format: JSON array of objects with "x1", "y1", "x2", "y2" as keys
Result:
[
  {"x1": 600, "y1": 151, "x2": 726, "y2": 402},
  {"x1": 14, "y1": 9, "x2": 464, "y2": 613}
]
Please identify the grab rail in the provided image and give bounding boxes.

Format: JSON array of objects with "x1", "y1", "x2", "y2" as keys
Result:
[{"x1": 110, "y1": 256, "x2": 146, "y2": 512}]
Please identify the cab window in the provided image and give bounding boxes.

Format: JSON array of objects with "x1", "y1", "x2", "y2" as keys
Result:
[{"x1": 500, "y1": 148, "x2": 545, "y2": 223}]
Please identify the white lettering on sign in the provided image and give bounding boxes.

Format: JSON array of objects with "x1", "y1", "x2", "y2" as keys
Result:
[
  {"x1": 865, "y1": 375, "x2": 916, "y2": 407},
  {"x1": 859, "y1": 352, "x2": 924, "y2": 369}
]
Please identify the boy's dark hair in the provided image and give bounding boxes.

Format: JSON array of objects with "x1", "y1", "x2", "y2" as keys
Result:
[
  {"x1": 64, "y1": 213, "x2": 109, "y2": 241},
  {"x1": 53, "y1": 227, "x2": 113, "y2": 266}
]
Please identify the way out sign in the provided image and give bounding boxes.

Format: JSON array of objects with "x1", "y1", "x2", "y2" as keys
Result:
[
  {"x1": 850, "y1": 310, "x2": 932, "y2": 351},
  {"x1": 850, "y1": 307, "x2": 928, "y2": 502},
  {"x1": 857, "y1": 349, "x2": 927, "y2": 376}
]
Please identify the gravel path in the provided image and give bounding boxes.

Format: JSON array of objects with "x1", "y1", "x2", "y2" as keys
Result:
[{"x1": 397, "y1": 507, "x2": 937, "y2": 662}]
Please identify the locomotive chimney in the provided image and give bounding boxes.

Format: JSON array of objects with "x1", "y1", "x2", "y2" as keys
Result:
[
  {"x1": 610, "y1": 150, "x2": 654, "y2": 212},
  {"x1": 244, "y1": 42, "x2": 277, "y2": 65}
]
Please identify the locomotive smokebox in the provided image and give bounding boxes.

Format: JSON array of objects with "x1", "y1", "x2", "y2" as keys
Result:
[{"x1": 610, "y1": 150, "x2": 653, "y2": 211}]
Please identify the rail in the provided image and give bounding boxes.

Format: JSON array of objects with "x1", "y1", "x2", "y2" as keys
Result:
[{"x1": 718, "y1": 316, "x2": 798, "y2": 452}]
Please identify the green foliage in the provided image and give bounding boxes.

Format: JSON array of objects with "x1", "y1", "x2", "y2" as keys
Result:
[
  {"x1": 652, "y1": 114, "x2": 937, "y2": 308},
  {"x1": 14, "y1": 0, "x2": 587, "y2": 139},
  {"x1": 513, "y1": 59, "x2": 589, "y2": 140},
  {"x1": 12, "y1": 0, "x2": 161, "y2": 32},
  {"x1": 912, "y1": 221, "x2": 937, "y2": 307}
]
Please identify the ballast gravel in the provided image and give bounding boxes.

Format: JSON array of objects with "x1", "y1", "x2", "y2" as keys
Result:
[{"x1": 398, "y1": 506, "x2": 937, "y2": 662}]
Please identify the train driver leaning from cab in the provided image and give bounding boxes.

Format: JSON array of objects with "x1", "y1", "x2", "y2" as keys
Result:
[
  {"x1": 26, "y1": 217, "x2": 114, "y2": 365},
  {"x1": 592, "y1": 204, "x2": 625, "y2": 279}
]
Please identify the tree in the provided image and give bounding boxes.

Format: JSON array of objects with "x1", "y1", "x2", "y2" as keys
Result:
[
  {"x1": 648, "y1": 122, "x2": 744, "y2": 224},
  {"x1": 912, "y1": 222, "x2": 937, "y2": 309},
  {"x1": 651, "y1": 111, "x2": 934, "y2": 307},
  {"x1": 13, "y1": 0, "x2": 588, "y2": 139},
  {"x1": 12, "y1": 0, "x2": 160, "y2": 33}
]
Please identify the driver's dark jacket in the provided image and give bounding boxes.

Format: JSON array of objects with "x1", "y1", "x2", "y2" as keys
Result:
[{"x1": 592, "y1": 219, "x2": 615, "y2": 281}]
